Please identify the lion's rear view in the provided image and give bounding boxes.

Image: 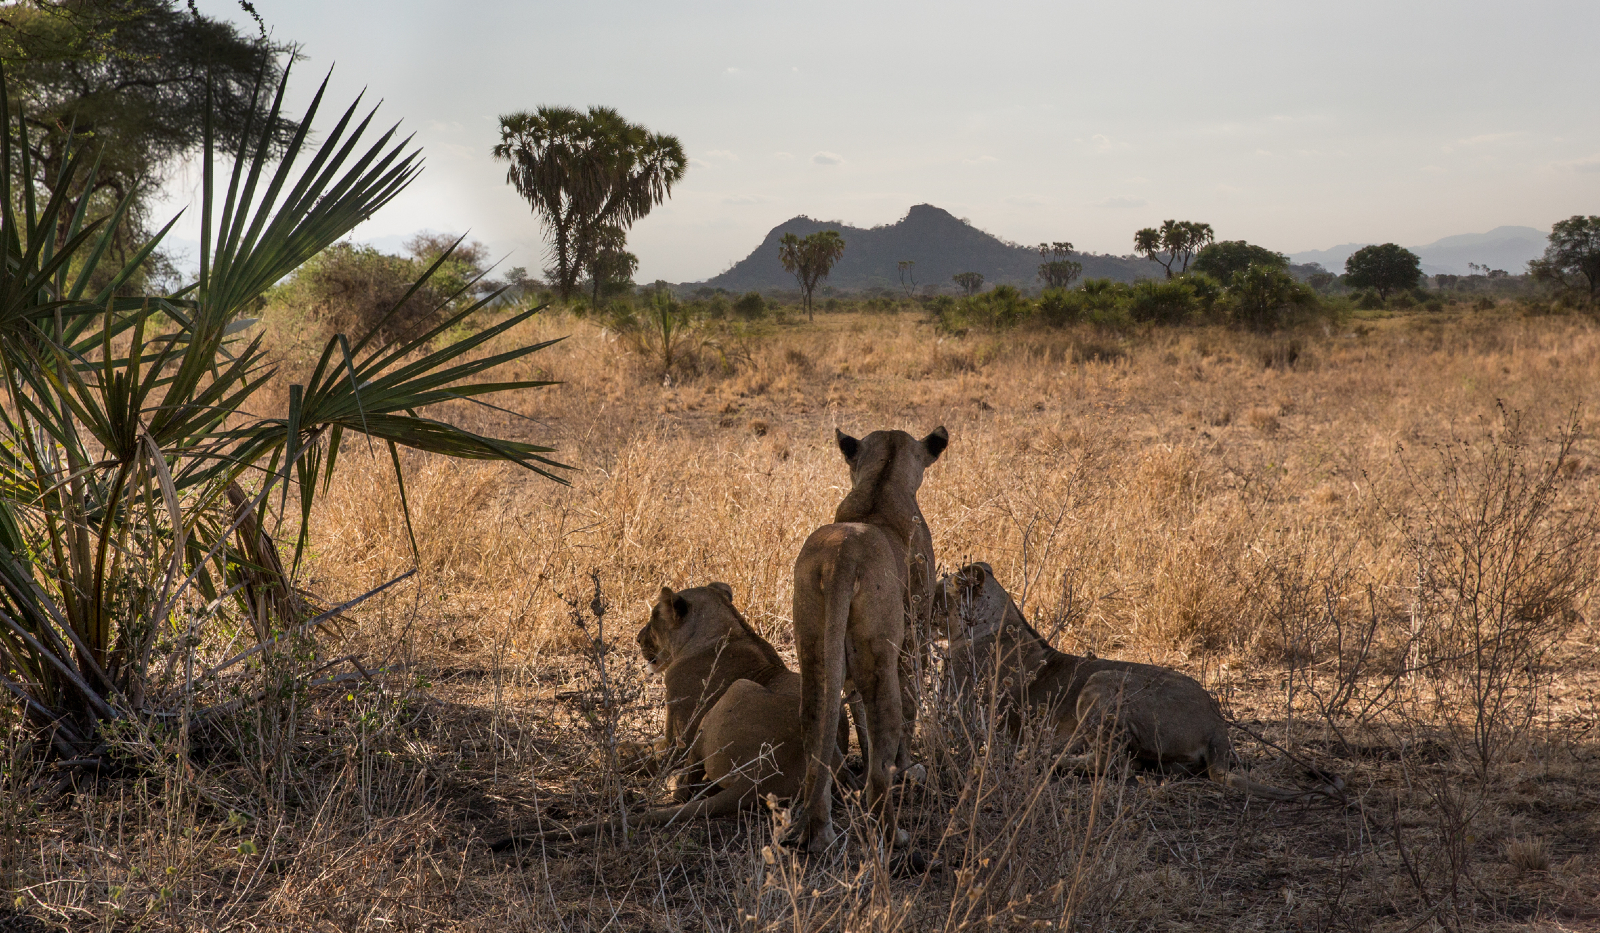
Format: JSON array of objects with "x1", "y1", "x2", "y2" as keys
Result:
[{"x1": 780, "y1": 426, "x2": 947, "y2": 855}]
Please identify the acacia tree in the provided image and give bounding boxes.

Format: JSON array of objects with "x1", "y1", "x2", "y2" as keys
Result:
[
  {"x1": 492, "y1": 106, "x2": 686, "y2": 300},
  {"x1": 778, "y1": 230, "x2": 844, "y2": 321},
  {"x1": 0, "y1": 0, "x2": 301, "y2": 260},
  {"x1": 1191, "y1": 240, "x2": 1288, "y2": 284},
  {"x1": 1344, "y1": 243, "x2": 1422, "y2": 300},
  {"x1": 1037, "y1": 241, "x2": 1082, "y2": 289},
  {"x1": 1529, "y1": 215, "x2": 1600, "y2": 302},
  {"x1": 1134, "y1": 220, "x2": 1214, "y2": 278},
  {"x1": 953, "y1": 271, "x2": 984, "y2": 296}
]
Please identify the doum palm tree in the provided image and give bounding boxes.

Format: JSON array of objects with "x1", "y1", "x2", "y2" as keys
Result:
[{"x1": 493, "y1": 106, "x2": 687, "y2": 302}]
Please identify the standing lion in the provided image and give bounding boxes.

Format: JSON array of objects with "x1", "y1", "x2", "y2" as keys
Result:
[{"x1": 780, "y1": 427, "x2": 947, "y2": 854}]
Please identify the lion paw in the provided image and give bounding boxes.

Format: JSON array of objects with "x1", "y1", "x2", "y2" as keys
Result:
[{"x1": 775, "y1": 808, "x2": 837, "y2": 854}]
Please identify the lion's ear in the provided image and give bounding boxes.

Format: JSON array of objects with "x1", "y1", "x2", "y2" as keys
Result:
[
  {"x1": 836, "y1": 429, "x2": 860, "y2": 463},
  {"x1": 922, "y1": 426, "x2": 949, "y2": 461},
  {"x1": 708, "y1": 581, "x2": 734, "y2": 603},
  {"x1": 658, "y1": 587, "x2": 688, "y2": 626}
]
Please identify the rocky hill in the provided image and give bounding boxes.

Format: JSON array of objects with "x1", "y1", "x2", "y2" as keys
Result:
[{"x1": 698, "y1": 204, "x2": 1164, "y2": 293}]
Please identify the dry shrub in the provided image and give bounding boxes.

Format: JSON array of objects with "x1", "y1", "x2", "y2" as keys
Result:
[
  {"x1": 1392, "y1": 408, "x2": 1598, "y2": 778},
  {"x1": 269, "y1": 241, "x2": 445, "y2": 342},
  {"x1": 1246, "y1": 406, "x2": 1281, "y2": 434},
  {"x1": 1506, "y1": 836, "x2": 1551, "y2": 875}
]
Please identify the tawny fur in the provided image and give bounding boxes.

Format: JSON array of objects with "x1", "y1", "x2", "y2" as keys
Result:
[
  {"x1": 935, "y1": 562, "x2": 1343, "y2": 802},
  {"x1": 780, "y1": 427, "x2": 948, "y2": 854},
  {"x1": 491, "y1": 583, "x2": 825, "y2": 848}
]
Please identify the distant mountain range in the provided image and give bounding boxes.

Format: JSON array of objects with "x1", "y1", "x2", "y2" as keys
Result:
[
  {"x1": 698, "y1": 204, "x2": 1165, "y2": 293},
  {"x1": 1288, "y1": 226, "x2": 1548, "y2": 276},
  {"x1": 696, "y1": 205, "x2": 1544, "y2": 294}
]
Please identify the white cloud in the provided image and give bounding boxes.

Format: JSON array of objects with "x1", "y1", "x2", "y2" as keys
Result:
[
  {"x1": 812, "y1": 151, "x2": 843, "y2": 165},
  {"x1": 1567, "y1": 156, "x2": 1600, "y2": 173},
  {"x1": 1094, "y1": 196, "x2": 1145, "y2": 208},
  {"x1": 704, "y1": 149, "x2": 740, "y2": 161},
  {"x1": 1091, "y1": 134, "x2": 1112, "y2": 152},
  {"x1": 772, "y1": 151, "x2": 794, "y2": 161}
]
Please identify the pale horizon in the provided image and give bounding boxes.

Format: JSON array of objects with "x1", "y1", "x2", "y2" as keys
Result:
[{"x1": 156, "y1": 0, "x2": 1600, "y2": 284}]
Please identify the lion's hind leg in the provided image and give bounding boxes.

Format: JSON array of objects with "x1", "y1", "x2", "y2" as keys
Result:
[{"x1": 780, "y1": 559, "x2": 849, "y2": 854}]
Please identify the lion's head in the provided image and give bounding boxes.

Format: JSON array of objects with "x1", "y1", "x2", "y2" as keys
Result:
[
  {"x1": 834, "y1": 427, "x2": 948, "y2": 517},
  {"x1": 636, "y1": 581, "x2": 740, "y2": 675},
  {"x1": 932, "y1": 561, "x2": 1011, "y2": 641}
]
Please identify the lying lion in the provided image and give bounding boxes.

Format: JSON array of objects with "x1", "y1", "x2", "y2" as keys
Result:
[
  {"x1": 935, "y1": 563, "x2": 1343, "y2": 802},
  {"x1": 492, "y1": 582, "x2": 838, "y2": 848}
]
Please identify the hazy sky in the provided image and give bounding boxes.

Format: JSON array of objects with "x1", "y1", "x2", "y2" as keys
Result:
[{"x1": 157, "y1": 0, "x2": 1600, "y2": 283}]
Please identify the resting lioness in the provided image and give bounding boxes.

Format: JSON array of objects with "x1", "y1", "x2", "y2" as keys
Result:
[
  {"x1": 935, "y1": 562, "x2": 1343, "y2": 802},
  {"x1": 781, "y1": 427, "x2": 948, "y2": 854},
  {"x1": 491, "y1": 583, "x2": 826, "y2": 848}
]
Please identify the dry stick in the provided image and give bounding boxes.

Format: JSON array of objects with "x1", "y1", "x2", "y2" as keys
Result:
[
  {"x1": 190, "y1": 569, "x2": 416, "y2": 685},
  {"x1": 1016, "y1": 495, "x2": 1073, "y2": 614}
]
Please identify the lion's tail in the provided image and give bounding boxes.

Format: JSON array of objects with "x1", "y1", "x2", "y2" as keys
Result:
[
  {"x1": 1205, "y1": 733, "x2": 1345, "y2": 802},
  {"x1": 489, "y1": 775, "x2": 760, "y2": 851}
]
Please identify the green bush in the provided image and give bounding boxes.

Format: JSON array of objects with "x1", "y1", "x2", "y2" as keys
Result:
[
  {"x1": 1222, "y1": 263, "x2": 1316, "y2": 332},
  {"x1": 967, "y1": 284, "x2": 1030, "y2": 329},
  {"x1": 931, "y1": 286, "x2": 1029, "y2": 332},
  {"x1": 1078, "y1": 279, "x2": 1131, "y2": 326},
  {"x1": 1355, "y1": 290, "x2": 1385, "y2": 310},
  {"x1": 1127, "y1": 278, "x2": 1198, "y2": 325},
  {"x1": 1181, "y1": 272, "x2": 1224, "y2": 310},
  {"x1": 1037, "y1": 287, "x2": 1085, "y2": 327},
  {"x1": 734, "y1": 291, "x2": 767, "y2": 320}
]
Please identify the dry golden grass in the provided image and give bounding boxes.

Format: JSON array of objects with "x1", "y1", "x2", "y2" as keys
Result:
[{"x1": 6, "y1": 307, "x2": 1600, "y2": 931}]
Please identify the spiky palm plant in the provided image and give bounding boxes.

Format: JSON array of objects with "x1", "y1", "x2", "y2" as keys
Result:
[{"x1": 0, "y1": 61, "x2": 567, "y2": 761}]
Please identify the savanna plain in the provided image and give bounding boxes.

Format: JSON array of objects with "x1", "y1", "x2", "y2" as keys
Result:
[{"x1": 8, "y1": 304, "x2": 1600, "y2": 932}]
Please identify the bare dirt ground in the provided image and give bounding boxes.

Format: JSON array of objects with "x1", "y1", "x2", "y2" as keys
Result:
[{"x1": 6, "y1": 307, "x2": 1600, "y2": 931}]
